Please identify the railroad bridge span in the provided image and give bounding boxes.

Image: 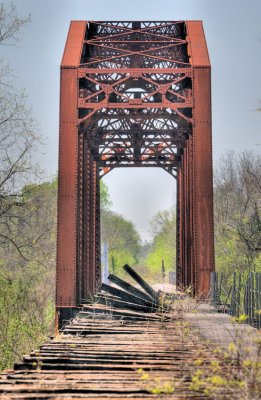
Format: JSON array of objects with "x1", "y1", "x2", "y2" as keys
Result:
[
  {"x1": 2, "y1": 22, "x2": 260, "y2": 400},
  {"x1": 56, "y1": 20, "x2": 215, "y2": 324}
]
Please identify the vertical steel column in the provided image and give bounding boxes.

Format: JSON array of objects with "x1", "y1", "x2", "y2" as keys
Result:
[
  {"x1": 184, "y1": 141, "x2": 192, "y2": 290},
  {"x1": 182, "y1": 146, "x2": 188, "y2": 288},
  {"x1": 56, "y1": 22, "x2": 87, "y2": 324},
  {"x1": 77, "y1": 130, "x2": 84, "y2": 304},
  {"x1": 179, "y1": 156, "x2": 185, "y2": 289},
  {"x1": 90, "y1": 159, "x2": 101, "y2": 294},
  {"x1": 82, "y1": 141, "x2": 92, "y2": 301},
  {"x1": 186, "y1": 21, "x2": 215, "y2": 296},
  {"x1": 187, "y1": 141, "x2": 192, "y2": 288},
  {"x1": 188, "y1": 135, "x2": 195, "y2": 290},
  {"x1": 185, "y1": 145, "x2": 190, "y2": 288},
  {"x1": 94, "y1": 166, "x2": 101, "y2": 289},
  {"x1": 176, "y1": 165, "x2": 182, "y2": 289},
  {"x1": 81, "y1": 146, "x2": 100, "y2": 300}
]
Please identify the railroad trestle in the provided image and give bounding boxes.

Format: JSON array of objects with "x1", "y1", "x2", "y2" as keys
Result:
[{"x1": 57, "y1": 20, "x2": 215, "y2": 323}]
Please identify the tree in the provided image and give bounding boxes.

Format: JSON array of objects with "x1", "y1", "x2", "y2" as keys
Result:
[
  {"x1": 0, "y1": 179, "x2": 57, "y2": 370},
  {"x1": 0, "y1": 2, "x2": 54, "y2": 371},
  {"x1": 0, "y1": 1, "x2": 41, "y2": 257},
  {"x1": 100, "y1": 179, "x2": 111, "y2": 211},
  {"x1": 145, "y1": 208, "x2": 176, "y2": 277},
  {"x1": 100, "y1": 179, "x2": 141, "y2": 276},
  {"x1": 0, "y1": 2, "x2": 30, "y2": 45},
  {"x1": 214, "y1": 150, "x2": 261, "y2": 276},
  {"x1": 101, "y1": 209, "x2": 141, "y2": 276}
]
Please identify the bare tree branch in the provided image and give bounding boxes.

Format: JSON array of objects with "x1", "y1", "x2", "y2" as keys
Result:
[{"x1": 0, "y1": 2, "x2": 30, "y2": 46}]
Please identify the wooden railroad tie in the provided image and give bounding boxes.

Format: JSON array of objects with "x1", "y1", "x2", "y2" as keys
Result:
[{"x1": 0, "y1": 265, "x2": 225, "y2": 399}]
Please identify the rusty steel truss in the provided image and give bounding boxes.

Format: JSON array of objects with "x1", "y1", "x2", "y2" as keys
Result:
[{"x1": 56, "y1": 20, "x2": 215, "y2": 321}]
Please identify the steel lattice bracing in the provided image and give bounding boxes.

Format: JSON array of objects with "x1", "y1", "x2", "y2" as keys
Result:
[{"x1": 56, "y1": 21, "x2": 215, "y2": 322}]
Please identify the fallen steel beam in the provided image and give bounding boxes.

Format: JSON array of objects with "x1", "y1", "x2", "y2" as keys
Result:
[
  {"x1": 101, "y1": 283, "x2": 155, "y2": 308},
  {"x1": 108, "y1": 274, "x2": 155, "y2": 303},
  {"x1": 123, "y1": 264, "x2": 160, "y2": 303},
  {"x1": 95, "y1": 294, "x2": 156, "y2": 313}
]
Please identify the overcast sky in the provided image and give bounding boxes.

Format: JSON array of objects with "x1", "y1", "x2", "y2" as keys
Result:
[{"x1": 2, "y1": 0, "x2": 261, "y2": 240}]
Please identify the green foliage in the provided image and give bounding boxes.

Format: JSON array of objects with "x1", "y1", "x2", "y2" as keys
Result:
[
  {"x1": 109, "y1": 248, "x2": 138, "y2": 274},
  {"x1": 0, "y1": 179, "x2": 57, "y2": 370},
  {"x1": 231, "y1": 314, "x2": 248, "y2": 324},
  {"x1": 146, "y1": 234, "x2": 175, "y2": 273},
  {"x1": 190, "y1": 335, "x2": 261, "y2": 399},
  {"x1": 136, "y1": 369, "x2": 175, "y2": 395},
  {"x1": 100, "y1": 180, "x2": 111, "y2": 211},
  {"x1": 0, "y1": 269, "x2": 54, "y2": 371},
  {"x1": 150, "y1": 382, "x2": 175, "y2": 395},
  {"x1": 0, "y1": 3, "x2": 56, "y2": 370},
  {"x1": 0, "y1": 176, "x2": 143, "y2": 369},
  {"x1": 215, "y1": 229, "x2": 250, "y2": 283},
  {"x1": 101, "y1": 209, "x2": 141, "y2": 276},
  {"x1": 190, "y1": 315, "x2": 261, "y2": 399},
  {"x1": 145, "y1": 209, "x2": 176, "y2": 274},
  {"x1": 214, "y1": 151, "x2": 261, "y2": 278},
  {"x1": 100, "y1": 181, "x2": 141, "y2": 277},
  {"x1": 253, "y1": 252, "x2": 261, "y2": 272}
]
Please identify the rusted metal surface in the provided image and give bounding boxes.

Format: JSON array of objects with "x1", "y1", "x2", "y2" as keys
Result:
[
  {"x1": 56, "y1": 20, "x2": 215, "y2": 319},
  {"x1": 108, "y1": 274, "x2": 154, "y2": 303},
  {"x1": 123, "y1": 264, "x2": 159, "y2": 302},
  {"x1": 92, "y1": 264, "x2": 163, "y2": 315},
  {"x1": 56, "y1": 22, "x2": 87, "y2": 313},
  {"x1": 186, "y1": 21, "x2": 215, "y2": 296},
  {"x1": 78, "y1": 21, "x2": 192, "y2": 179}
]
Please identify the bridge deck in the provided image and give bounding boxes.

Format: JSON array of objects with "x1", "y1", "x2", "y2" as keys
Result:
[
  {"x1": 0, "y1": 304, "x2": 217, "y2": 399},
  {"x1": 1, "y1": 274, "x2": 258, "y2": 399}
]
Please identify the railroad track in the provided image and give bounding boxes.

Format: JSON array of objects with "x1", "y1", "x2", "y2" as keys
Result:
[
  {"x1": 0, "y1": 266, "x2": 217, "y2": 399},
  {"x1": 0, "y1": 314, "x2": 211, "y2": 399}
]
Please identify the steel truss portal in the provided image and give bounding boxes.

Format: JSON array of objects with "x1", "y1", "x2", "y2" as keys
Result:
[{"x1": 56, "y1": 20, "x2": 215, "y2": 322}]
